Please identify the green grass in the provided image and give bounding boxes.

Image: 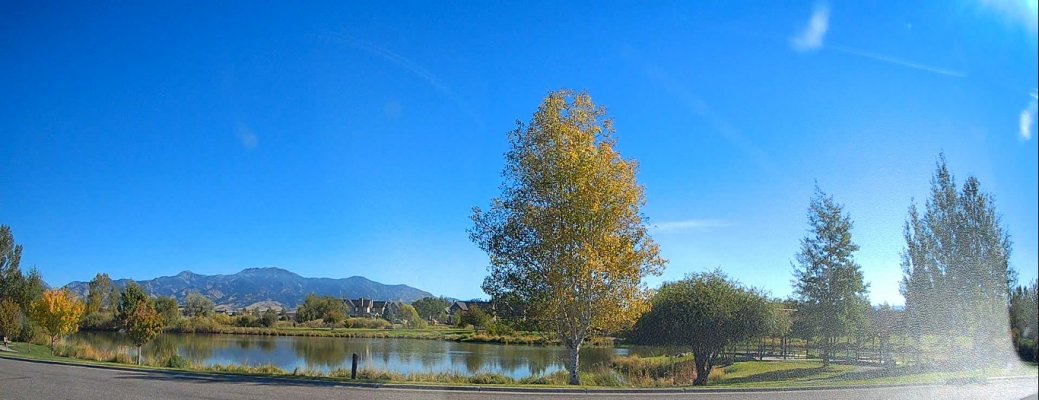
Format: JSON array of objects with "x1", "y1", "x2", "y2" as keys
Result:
[
  {"x1": 709, "y1": 360, "x2": 1038, "y2": 389},
  {"x1": 713, "y1": 361, "x2": 857, "y2": 387}
]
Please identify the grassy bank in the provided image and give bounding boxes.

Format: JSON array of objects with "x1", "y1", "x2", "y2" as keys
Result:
[{"x1": 3, "y1": 341, "x2": 1034, "y2": 389}]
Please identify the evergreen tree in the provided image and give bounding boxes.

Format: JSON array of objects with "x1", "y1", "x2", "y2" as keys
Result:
[
  {"x1": 792, "y1": 185, "x2": 869, "y2": 365},
  {"x1": 901, "y1": 155, "x2": 1016, "y2": 364}
]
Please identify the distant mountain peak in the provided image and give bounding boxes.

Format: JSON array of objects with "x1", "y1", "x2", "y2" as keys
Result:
[{"x1": 63, "y1": 267, "x2": 433, "y2": 309}]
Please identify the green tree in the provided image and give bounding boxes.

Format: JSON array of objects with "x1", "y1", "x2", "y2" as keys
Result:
[
  {"x1": 1009, "y1": 280, "x2": 1037, "y2": 362},
  {"x1": 85, "y1": 273, "x2": 113, "y2": 314},
  {"x1": 792, "y1": 186, "x2": 869, "y2": 366},
  {"x1": 125, "y1": 301, "x2": 164, "y2": 365},
  {"x1": 11, "y1": 268, "x2": 44, "y2": 341},
  {"x1": 29, "y1": 289, "x2": 85, "y2": 353},
  {"x1": 153, "y1": 296, "x2": 180, "y2": 326},
  {"x1": 0, "y1": 226, "x2": 44, "y2": 341},
  {"x1": 760, "y1": 299, "x2": 793, "y2": 360},
  {"x1": 117, "y1": 282, "x2": 148, "y2": 328},
  {"x1": 411, "y1": 297, "x2": 451, "y2": 323},
  {"x1": 0, "y1": 225, "x2": 24, "y2": 303},
  {"x1": 296, "y1": 295, "x2": 347, "y2": 324},
  {"x1": 869, "y1": 303, "x2": 901, "y2": 365},
  {"x1": 258, "y1": 308, "x2": 278, "y2": 327},
  {"x1": 900, "y1": 155, "x2": 1016, "y2": 364},
  {"x1": 0, "y1": 298, "x2": 22, "y2": 344},
  {"x1": 397, "y1": 304, "x2": 425, "y2": 328},
  {"x1": 471, "y1": 90, "x2": 666, "y2": 385},
  {"x1": 631, "y1": 270, "x2": 773, "y2": 385},
  {"x1": 184, "y1": 292, "x2": 214, "y2": 318},
  {"x1": 457, "y1": 305, "x2": 493, "y2": 329}
]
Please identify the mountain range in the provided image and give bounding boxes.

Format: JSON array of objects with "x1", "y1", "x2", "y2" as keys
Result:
[{"x1": 63, "y1": 267, "x2": 434, "y2": 310}]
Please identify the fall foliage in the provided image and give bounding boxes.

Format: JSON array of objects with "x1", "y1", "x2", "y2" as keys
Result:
[
  {"x1": 125, "y1": 301, "x2": 164, "y2": 365},
  {"x1": 29, "y1": 289, "x2": 85, "y2": 352},
  {"x1": 471, "y1": 90, "x2": 665, "y2": 385}
]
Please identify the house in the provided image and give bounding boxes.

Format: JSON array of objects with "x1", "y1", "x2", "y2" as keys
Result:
[
  {"x1": 343, "y1": 298, "x2": 404, "y2": 319},
  {"x1": 446, "y1": 301, "x2": 493, "y2": 320}
]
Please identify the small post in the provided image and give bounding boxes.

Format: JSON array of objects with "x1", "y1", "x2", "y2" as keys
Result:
[{"x1": 351, "y1": 353, "x2": 358, "y2": 379}]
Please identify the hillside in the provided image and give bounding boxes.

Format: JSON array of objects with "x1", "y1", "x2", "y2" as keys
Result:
[{"x1": 63, "y1": 267, "x2": 434, "y2": 309}]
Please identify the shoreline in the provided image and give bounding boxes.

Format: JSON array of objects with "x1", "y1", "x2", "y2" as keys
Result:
[
  {"x1": 3, "y1": 341, "x2": 1034, "y2": 390},
  {"x1": 77, "y1": 326, "x2": 618, "y2": 347}
]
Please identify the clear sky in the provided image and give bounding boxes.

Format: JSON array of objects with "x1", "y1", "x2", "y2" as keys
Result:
[{"x1": 1, "y1": 1, "x2": 1036, "y2": 305}]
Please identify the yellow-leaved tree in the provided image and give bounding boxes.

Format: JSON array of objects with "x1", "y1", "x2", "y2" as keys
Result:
[
  {"x1": 471, "y1": 90, "x2": 666, "y2": 385},
  {"x1": 29, "y1": 289, "x2": 85, "y2": 353}
]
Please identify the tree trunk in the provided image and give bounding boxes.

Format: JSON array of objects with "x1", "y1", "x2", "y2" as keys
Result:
[
  {"x1": 692, "y1": 351, "x2": 711, "y2": 386},
  {"x1": 50, "y1": 335, "x2": 55, "y2": 355},
  {"x1": 566, "y1": 341, "x2": 581, "y2": 385},
  {"x1": 137, "y1": 345, "x2": 142, "y2": 365},
  {"x1": 821, "y1": 337, "x2": 831, "y2": 366}
]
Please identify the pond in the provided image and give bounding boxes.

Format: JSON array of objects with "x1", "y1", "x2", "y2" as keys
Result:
[{"x1": 71, "y1": 332, "x2": 670, "y2": 379}]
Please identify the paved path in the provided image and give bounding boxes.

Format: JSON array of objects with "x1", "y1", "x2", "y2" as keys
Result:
[{"x1": 1, "y1": 357, "x2": 1036, "y2": 400}]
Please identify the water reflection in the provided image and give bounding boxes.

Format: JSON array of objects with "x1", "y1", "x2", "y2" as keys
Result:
[{"x1": 73, "y1": 332, "x2": 655, "y2": 379}]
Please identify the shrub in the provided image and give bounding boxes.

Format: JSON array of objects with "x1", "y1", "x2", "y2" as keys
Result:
[
  {"x1": 468, "y1": 372, "x2": 514, "y2": 384},
  {"x1": 234, "y1": 315, "x2": 258, "y2": 327},
  {"x1": 112, "y1": 352, "x2": 133, "y2": 364},
  {"x1": 258, "y1": 310, "x2": 277, "y2": 328},
  {"x1": 519, "y1": 371, "x2": 569, "y2": 385},
  {"x1": 300, "y1": 319, "x2": 328, "y2": 328},
  {"x1": 585, "y1": 369, "x2": 626, "y2": 387},
  {"x1": 204, "y1": 364, "x2": 285, "y2": 375},
  {"x1": 341, "y1": 318, "x2": 391, "y2": 329},
  {"x1": 211, "y1": 314, "x2": 233, "y2": 325},
  {"x1": 79, "y1": 311, "x2": 117, "y2": 330},
  {"x1": 356, "y1": 368, "x2": 403, "y2": 381},
  {"x1": 164, "y1": 354, "x2": 191, "y2": 369},
  {"x1": 611, "y1": 354, "x2": 696, "y2": 386},
  {"x1": 1014, "y1": 338, "x2": 1037, "y2": 363}
]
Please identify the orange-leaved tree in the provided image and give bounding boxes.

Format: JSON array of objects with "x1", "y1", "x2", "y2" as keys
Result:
[
  {"x1": 125, "y1": 301, "x2": 164, "y2": 365},
  {"x1": 29, "y1": 289, "x2": 85, "y2": 353}
]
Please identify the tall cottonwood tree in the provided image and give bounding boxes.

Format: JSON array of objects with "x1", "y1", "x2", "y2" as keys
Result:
[
  {"x1": 471, "y1": 90, "x2": 665, "y2": 385},
  {"x1": 0, "y1": 225, "x2": 24, "y2": 302},
  {"x1": 900, "y1": 155, "x2": 1016, "y2": 364},
  {"x1": 85, "y1": 273, "x2": 113, "y2": 314},
  {"x1": 792, "y1": 186, "x2": 869, "y2": 366}
]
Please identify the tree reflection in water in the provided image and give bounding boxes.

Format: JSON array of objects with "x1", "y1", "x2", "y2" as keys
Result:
[{"x1": 292, "y1": 337, "x2": 349, "y2": 369}]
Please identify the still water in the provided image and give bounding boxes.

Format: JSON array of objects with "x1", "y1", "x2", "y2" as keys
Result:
[{"x1": 72, "y1": 332, "x2": 666, "y2": 379}]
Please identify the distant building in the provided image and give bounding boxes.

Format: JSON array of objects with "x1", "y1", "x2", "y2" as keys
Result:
[
  {"x1": 446, "y1": 301, "x2": 493, "y2": 320},
  {"x1": 343, "y1": 298, "x2": 404, "y2": 319}
]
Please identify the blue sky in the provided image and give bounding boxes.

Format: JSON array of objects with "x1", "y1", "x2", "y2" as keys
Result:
[{"x1": 1, "y1": 1, "x2": 1036, "y2": 305}]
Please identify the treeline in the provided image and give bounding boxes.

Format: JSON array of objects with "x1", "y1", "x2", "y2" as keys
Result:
[
  {"x1": 468, "y1": 91, "x2": 1038, "y2": 386},
  {"x1": 477, "y1": 155, "x2": 1037, "y2": 387}
]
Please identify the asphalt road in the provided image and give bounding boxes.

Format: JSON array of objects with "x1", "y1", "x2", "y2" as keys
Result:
[{"x1": 1, "y1": 357, "x2": 1036, "y2": 400}]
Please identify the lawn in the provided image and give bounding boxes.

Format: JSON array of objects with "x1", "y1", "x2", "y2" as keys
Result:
[{"x1": 710, "y1": 359, "x2": 1037, "y2": 389}]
